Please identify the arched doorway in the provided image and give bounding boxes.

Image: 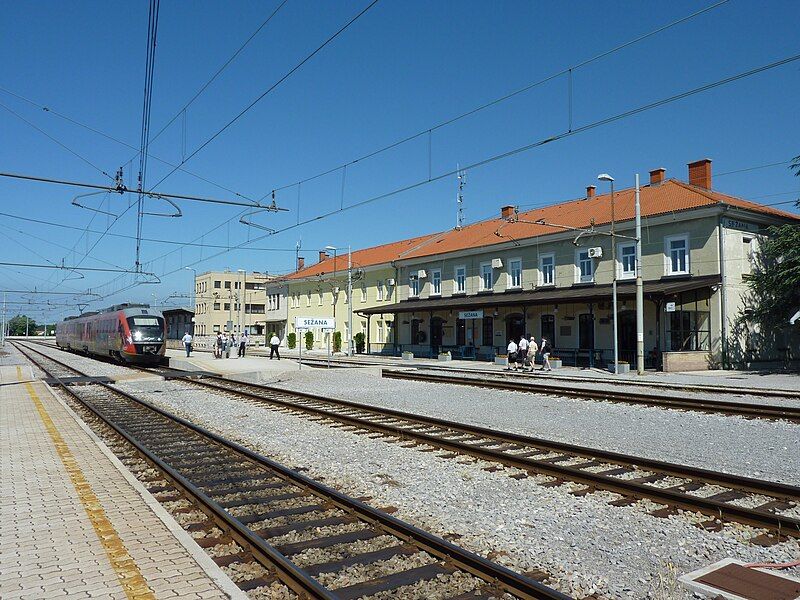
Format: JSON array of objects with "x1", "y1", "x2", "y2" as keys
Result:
[
  {"x1": 430, "y1": 317, "x2": 444, "y2": 354},
  {"x1": 505, "y1": 313, "x2": 525, "y2": 343}
]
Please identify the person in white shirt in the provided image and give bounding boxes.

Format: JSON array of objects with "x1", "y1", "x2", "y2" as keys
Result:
[
  {"x1": 269, "y1": 333, "x2": 281, "y2": 360},
  {"x1": 505, "y1": 339, "x2": 517, "y2": 371},
  {"x1": 540, "y1": 337, "x2": 552, "y2": 371},
  {"x1": 238, "y1": 331, "x2": 249, "y2": 357},
  {"x1": 181, "y1": 332, "x2": 193, "y2": 357},
  {"x1": 516, "y1": 336, "x2": 528, "y2": 371},
  {"x1": 526, "y1": 335, "x2": 538, "y2": 372}
]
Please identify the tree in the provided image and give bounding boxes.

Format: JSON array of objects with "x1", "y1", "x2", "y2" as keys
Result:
[
  {"x1": 354, "y1": 332, "x2": 366, "y2": 354},
  {"x1": 743, "y1": 157, "x2": 800, "y2": 329},
  {"x1": 286, "y1": 332, "x2": 297, "y2": 349},
  {"x1": 7, "y1": 314, "x2": 38, "y2": 336},
  {"x1": 304, "y1": 330, "x2": 314, "y2": 350},
  {"x1": 333, "y1": 331, "x2": 342, "y2": 353}
]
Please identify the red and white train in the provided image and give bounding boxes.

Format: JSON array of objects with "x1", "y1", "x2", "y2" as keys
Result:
[{"x1": 56, "y1": 304, "x2": 166, "y2": 365}]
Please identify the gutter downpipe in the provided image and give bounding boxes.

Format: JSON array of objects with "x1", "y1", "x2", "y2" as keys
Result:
[
  {"x1": 718, "y1": 210, "x2": 728, "y2": 369},
  {"x1": 392, "y1": 261, "x2": 400, "y2": 355}
]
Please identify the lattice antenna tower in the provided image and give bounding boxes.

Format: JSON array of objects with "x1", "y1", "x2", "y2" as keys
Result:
[{"x1": 456, "y1": 166, "x2": 466, "y2": 230}]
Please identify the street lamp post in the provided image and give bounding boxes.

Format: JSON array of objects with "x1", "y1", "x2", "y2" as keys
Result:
[
  {"x1": 237, "y1": 269, "x2": 246, "y2": 335},
  {"x1": 598, "y1": 174, "x2": 619, "y2": 374},
  {"x1": 325, "y1": 246, "x2": 338, "y2": 320},
  {"x1": 184, "y1": 267, "x2": 197, "y2": 315},
  {"x1": 325, "y1": 245, "x2": 353, "y2": 355},
  {"x1": 634, "y1": 175, "x2": 645, "y2": 374}
]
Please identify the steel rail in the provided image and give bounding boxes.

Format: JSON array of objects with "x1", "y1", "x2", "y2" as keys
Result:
[
  {"x1": 14, "y1": 341, "x2": 571, "y2": 600},
  {"x1": 381, "y1": 369, "x2": 800, "y2": 422},
  {"x1": 174, "y1": 374, "x2": 800, "y2": 539}
]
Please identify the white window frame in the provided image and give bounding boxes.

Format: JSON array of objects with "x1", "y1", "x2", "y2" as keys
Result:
[
  {"x1": 361, "y1": 281, "x2": 367, "y2": 302},
  {"x1": 454, "y1": 265, "x2": 466, "y2": 294},
  {"x1": 431, "y1": 269, "x2": 442, "y2": 296},
  {"x1": 318, "y1": 291, "x2": 323, "y2": 306},
  {"x1": 575, "y1": 249, "x2": 594, "y2": 283},
  {"x1": 376, "y1": 280, "x2": 384, "y2": 301},
  {"x1": 306, "y1": 291, "x2": 312, "y2": 307},
  {"x1": 664, "y1": 233, "x2": 690, "y2": 276},
  {"x1": 538, "y1": 253, "x2": 555, "y2": 286},
  {"x1": 508, "y1": 257, "x2": 522, "y2": 289},
  {"x1": 409, "y1": 275, "x2": 419, "y2": 297},
  {"x1": 618, "y1": 242, "x2": 636, "y2": 280},
  {"x1": 480, "y1": 262, "x2": 493, "y2": 291},
  {"x1": 376, "y1": 319, "x2": 385, "y2": 343}
]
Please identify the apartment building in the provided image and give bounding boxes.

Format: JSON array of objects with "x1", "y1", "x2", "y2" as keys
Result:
[
  {"x1": 192, "y1": 270, "x2": 270, "y2": 337},
  {"x1": 357, "y1": 159, "x2": 799, "y2": 370}
]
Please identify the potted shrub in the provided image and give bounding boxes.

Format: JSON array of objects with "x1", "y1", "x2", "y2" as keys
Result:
[
  {"x1": 333, "y1": 331, "x2": 342, "y2": 353},
  {"x1": 495, "y1": 354, "x2": 509, "y2": 366},
  {"x1": 354, "y1": 332, "x2": 366, "y2": 354},
  {"x1": 549, "y1": 356, "x2": 563, "y2": 369},
  {"x1": 438, "y1": 350, "x2": 452, "y2": 362},
  {"x1": 611, "y1": 360, "x2": 630, "y2": 374},
  {"x1": 402, "y1": 350, "x2": 414, "y2": 360},
  {"x1": 287, "y1": 332, "x2": 297, "y2": 350},
  {"x1": 304, "y1": 331, "x2": 314, "y2": 351}
]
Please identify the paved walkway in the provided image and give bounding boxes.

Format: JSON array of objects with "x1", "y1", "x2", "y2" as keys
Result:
[{"x1": 0, "y1": 355, "x2": 244, "y2": 599}]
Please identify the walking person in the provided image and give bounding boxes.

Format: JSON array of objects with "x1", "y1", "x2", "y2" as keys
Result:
[
  {"x1": 269, "y1": 332, "x2": 281, "y2": 360},
  {"x1": 505, "y1": 338, "x2": 517, "y2": 371},
  {"x1": 182, "y1": 331, "x2": 193, "y2": 357},
  {"x1": 215, "y1": 332, "x2": 223, "y2": 359},
  {"x1": 239, "y1": 331, "x2": 248, "y2": 357},
  {"x1": 225, "y1": 333, "x2": 234, "y2": 358},
  {"x1": 525, "y1": 334, "x2": 538, "y2": 372},
  {"x1": 540, "y1": 336, "x2": 552, "y2": 371},
  {"x1": 516, "y1": 335, "x2": 528, "y2": 372}
]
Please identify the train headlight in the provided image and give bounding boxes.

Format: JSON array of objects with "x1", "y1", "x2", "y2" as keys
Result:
[{"x1": 133, "y1": 330, "x2": 143, "y2": 341}]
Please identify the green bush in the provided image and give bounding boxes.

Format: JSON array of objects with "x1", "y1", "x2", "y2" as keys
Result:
[
  {"x1": 354, "y1": 332, "x2": 366, "y2": 354},
  {"x1": 287, "y1": 332, "x2": 296, "y2": 349},
  {"x1": 333, "y1": 331, "x2": 342, "y2": 353},
  {"x1": 304, "y1": 330, "x2": 314, "y2": 350}
]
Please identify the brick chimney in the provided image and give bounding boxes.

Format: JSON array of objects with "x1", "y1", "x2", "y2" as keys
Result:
[
  {"x1": 688, "y1": 159, "x2": 712, "y2": 190},
  {"x1": 318, "y1": 250, "x2": 329, "y2": 262},
  {"x1": 586, "y1": 185, "x2": 596, "y2": 199},
  {"x1": 649, "y1": 168, "x2": 665, "y2": 185},
  {"x1": 297, "y1": 256, "x2": 305, "y2": 271},
  {"x1": 500, "y1": 205, "x2": 516, "y2": 220}
]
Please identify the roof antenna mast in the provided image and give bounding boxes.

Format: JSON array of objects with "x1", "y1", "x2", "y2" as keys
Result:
[{"x1": 456, "y1": 165, "x2": 466, "y2": 230}]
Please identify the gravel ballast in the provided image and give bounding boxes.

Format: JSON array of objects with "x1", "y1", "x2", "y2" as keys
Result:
[{"x1": 112, "y1": 377, "x2": 800, "y2": 599}]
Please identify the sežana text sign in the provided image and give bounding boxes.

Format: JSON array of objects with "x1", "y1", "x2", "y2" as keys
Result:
[
  {"x1": 458, "y1": 310, "x2": 484, "y2": 320},
  {"x1": 295, "y1": 317, "x2": 335, "y2": 330}
]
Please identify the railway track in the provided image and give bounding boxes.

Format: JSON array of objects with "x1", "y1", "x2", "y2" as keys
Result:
[
  {"x1": 380, "y1": 369, "x2": 800, "y2": 423},
  {"x1": 15, "y1": 341, "x2": 570, "y2": 600},
  {"x1": 130, "y1": 367, "x2": 800, "y2": 545}
]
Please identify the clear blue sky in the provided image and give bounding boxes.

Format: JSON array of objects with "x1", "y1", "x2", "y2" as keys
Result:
[{"x1": 1, "y1": 0, "x2": 798, "y2": 322}]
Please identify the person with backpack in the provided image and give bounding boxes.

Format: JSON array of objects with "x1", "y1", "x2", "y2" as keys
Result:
[
  {"x1": 506, "y1": 338, "x2": 517, "y2": 371},
  {"x1": 214, "y1": 332, "x2": 223, "y2": 359},
  {"x1": 540, "y1": 336, "x2": 552, "y2": 371}
]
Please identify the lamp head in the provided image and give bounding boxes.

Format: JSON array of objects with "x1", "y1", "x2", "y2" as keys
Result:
[
  {"x1": 597, "y1": 173, "x2": 614, "y2": 182},
  {"x1": 324, "y1": 245, "x2": 337, "y2": 252}
]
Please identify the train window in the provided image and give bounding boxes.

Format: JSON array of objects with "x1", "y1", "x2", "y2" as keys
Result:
[{"x1": 131, "y1": 317, "x2": 160, "y2": 326}]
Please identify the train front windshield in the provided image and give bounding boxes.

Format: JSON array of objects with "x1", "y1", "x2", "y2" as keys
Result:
[{"x1": 127, "y1": 316, "x2": 164, "y2": 342}]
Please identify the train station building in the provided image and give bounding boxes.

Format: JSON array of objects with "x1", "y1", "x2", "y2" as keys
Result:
[{"x1": 278, "y1": 159, "x2": 800, "y2": 369}]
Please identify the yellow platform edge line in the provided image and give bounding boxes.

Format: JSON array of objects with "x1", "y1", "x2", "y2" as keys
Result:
[{"x1": 23, "y1": 377, "x2": 156, "y2": 600}]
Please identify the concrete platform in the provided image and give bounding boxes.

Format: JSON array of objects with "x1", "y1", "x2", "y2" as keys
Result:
[{"x1": 0, "y1": 358, "x2": 245, "y2": 599}]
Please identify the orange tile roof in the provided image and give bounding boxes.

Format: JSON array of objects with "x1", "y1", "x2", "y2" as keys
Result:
[{"x1": 286, "y1": 178, "x2": 799, "y2": 276}]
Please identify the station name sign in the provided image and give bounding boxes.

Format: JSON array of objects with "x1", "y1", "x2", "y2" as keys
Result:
[
  {"x1": 458, "y1": 310, "x2": 483, "y2": 320},
  {"x1": 295, "y1": 317, "x2": 335, "y2": 330}
]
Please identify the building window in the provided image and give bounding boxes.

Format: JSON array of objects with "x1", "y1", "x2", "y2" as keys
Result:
[
  {"x1": 576, "y1": 249, "x2": 594, "y2": 283},
  {"x1": 361, "y1": 281, "x2": 367, "y2": 302},
  {"x1": 234, "y1": 281, "x2": 241, "y2": 290},
  {"x1": 376, "y1": 320, "x2": 385, "y2": 343},
  {"x1": 431, "y1": 269, "x2": 441, "y2": 295},
  {"x1": 665, "y1": 234, "x2": 690, "y2": 275},
  {"x1": 318, "y1": 291, "x2": 323, "y2": 306},
  {"x1": 509, "y1": 258, "x2": 522, "y2": 288},
  {"x1": 742, "y1": 236, "x2": 756, "y2": 279},
  {"x1": 386, "y1": 279, "x2": 395, "y2": 300},
  {"x1": 665, "y1": 289, "x2": 711, "y2": 351},
  {"x1": 541, "y1": 314, "x2": 555, "y2": 345},
  {"x1": 306, "y1": 291, "x2": 312, "y2": 307},
  {"x1": 539, "y1": 254, "x2": 555, "y2": 286},
  {"x1": 214, "y1": 280, "x2": 221, "y2": 289},
  {"x1": 213, "y1": 302, "x2": 220, "y2": 311},
  {"x1": 224, "y1": 281, "x2": 231, "y2": 289},
  {"x1": 409, "y1": 275, "x2": 419, "y2": 297},
  {"x1": 455, "y1": 265, "x2": 466, "y2": 294},
  {"x1": 619, "y1": 243, "x2": 636, "y2": 279},
  {"x1": 482, "y1": 316, "x2": 493, "y2": 347},
  {"x1": 480, "y1": 263, "x2": 493, "y2": 291},
  {"x1": 376, "y1": 280, "x2": 384, "y2": 301},
  {"x1": 224, "y1": 303, "x2": 230, "y2": 311}
]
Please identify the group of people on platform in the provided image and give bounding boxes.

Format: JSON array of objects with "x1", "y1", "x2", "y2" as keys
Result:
[
  {"x1": 180, "y1": 331, "x2": 282, "y2": 360},
  {"x1": 506, "y1": 335, "x2": 551, "y2": 372}
]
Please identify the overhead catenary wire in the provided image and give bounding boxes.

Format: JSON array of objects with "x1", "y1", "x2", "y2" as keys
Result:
[
  {"x1": 268, "y1": 0, "x2": 731, "y2": 195},
  {"x1": 81, "y1": 50, "x2": 800, "y2": 305}
]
